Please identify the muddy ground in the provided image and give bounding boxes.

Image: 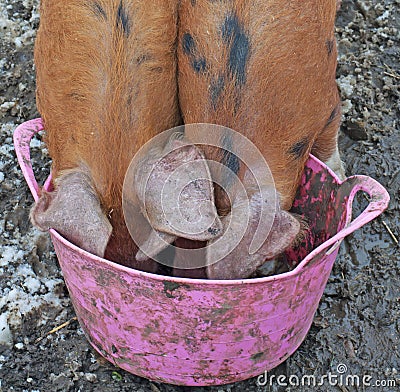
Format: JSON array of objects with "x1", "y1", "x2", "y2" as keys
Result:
[{"x1": 0, "y1": 0, "x2": 399, "y2": 391}]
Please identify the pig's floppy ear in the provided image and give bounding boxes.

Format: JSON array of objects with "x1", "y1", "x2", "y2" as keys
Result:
[
  {"x1": 135, "y1": 137, "x2": 222, "y2": 242},
  {"x1": 206, "y1": 188, "x2": 300, "y2": 280},
  {"x1": 30, "y1": 169, "x2": 112, "y2": 257}
]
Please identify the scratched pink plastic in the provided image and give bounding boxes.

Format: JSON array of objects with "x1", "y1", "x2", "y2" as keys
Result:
[{"x1": 14, "y1": 119, "x2": 390, "y2": 386}]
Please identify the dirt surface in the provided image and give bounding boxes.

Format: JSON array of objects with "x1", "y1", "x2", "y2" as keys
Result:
[{"x1": 0, "y1": 0, "x2": 399, "y2": 391}]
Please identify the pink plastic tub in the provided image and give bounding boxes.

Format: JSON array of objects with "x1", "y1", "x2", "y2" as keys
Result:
[{"x1": 14, "y1": 118, "x2": 389, "y2": 386}]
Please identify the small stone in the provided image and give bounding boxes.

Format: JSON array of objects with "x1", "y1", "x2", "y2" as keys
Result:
[
  {"x1": 85, "y1": 373, "x2": 98, "y2": 383},
  {"x1": 343, "y1": 120, "x2": 368, "y2": 141},
  {"x1": 0, "y1": 101, "x2": 15, "y2": 112}
]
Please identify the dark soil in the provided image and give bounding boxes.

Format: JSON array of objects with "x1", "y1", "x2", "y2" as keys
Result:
[{"x1": 0, "y1": 0, "x2": 399, "y2": 391}]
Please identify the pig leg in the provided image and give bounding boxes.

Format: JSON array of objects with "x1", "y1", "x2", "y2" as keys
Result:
[
  {"x1": 206, "y1": 185, "x2": 300, "y2": 280},
  {"x1": 31, "y1": 167, "x2": 112, "y2": 257}
]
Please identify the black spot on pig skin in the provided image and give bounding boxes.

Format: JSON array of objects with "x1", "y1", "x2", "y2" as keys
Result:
[
  {"x1": 289, "y1": 138, "x2": 309, "y2": 159},
  {"x1": 182, "y1": 33, "x2": 208, "y2": 74},
  {"x1": 210, "y1": 75, "x2": 225, "y2": 109},
  {"x1": 221, "y1": 13, "x2": 250, "y2": 86},
  {"x1": 192, "y1": 58, "x2": 207, "y2": 74},
  {"x1": 92, "y1": 2, "x2": 107, "y2": 19},
  {"x1": 117, "y1": 1, "x2": 130, "y2": 36},
  {"x1": 325, "y1": 104, "x2": 341, "y2": 127},
  {"x1": 221, "y1": 133, "x2": 240, "y2": 188},
  {"x1": 222, "y1": 149, "x2": 240, "y2": 176},
  {"x1": 326, "y1": 39, "x2": 335, "y2": 55},
  {"x1": 182, "y1": 33, "x2": 196, "y2": 55}
]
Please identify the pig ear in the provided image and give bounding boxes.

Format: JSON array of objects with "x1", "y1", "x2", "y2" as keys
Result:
[
  {"x1": 259, "y1": 210, "x2": 301, "y2": 259},
  {"x1": 206, "y1": 189, "x2": 300, "y2": 280},
  {"x1": 30, "y1": 170, "x2": 112, "y2": 257},
  {"x1": 136, "y1": 138, "x2": 222, "y2": 241}
]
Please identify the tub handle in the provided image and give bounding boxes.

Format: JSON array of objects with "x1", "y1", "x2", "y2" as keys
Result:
[
  {"x1": 325, "y1": 175, "x2": 390, "y2": 255},
  {"x1": 13, "y1": 118, "x2": 45, "y2": 202}
]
